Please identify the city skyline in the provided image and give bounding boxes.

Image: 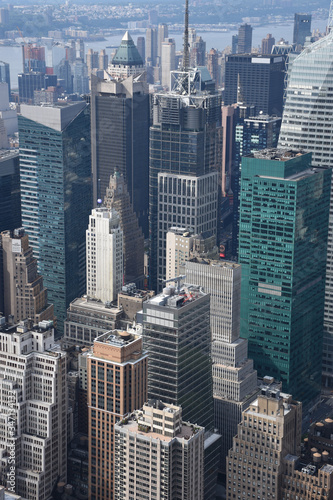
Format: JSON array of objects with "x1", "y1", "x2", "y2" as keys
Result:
[{"x1": 1, "y1": 1, "x2": 333, "y2": 498}]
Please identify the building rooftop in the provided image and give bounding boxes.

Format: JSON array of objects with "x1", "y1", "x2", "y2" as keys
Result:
[
  {"x1": 111, "y1": 31, "x2": 143, "y2": 67},
  {"x1": 95, "y1": 330, "x2": 140, "y2": 347},
  {"x1": 249, "y1": 148, "x2": 307, "y2": 161},
  {"x1": 116, "y1": 409, "x2": 202, "y2": 443},
  {"x1": 70, "y1": 296, "x2": 122, "y2": 315},
  {"x1": 188, "y1": 257, "x2": 241, "y2": 269},
  {"x1": 147, "y1": 284, "x2": 206, "y2": 309},
  {"x1": 0, "y1": 149, "x2": 18, "y2": 162}
]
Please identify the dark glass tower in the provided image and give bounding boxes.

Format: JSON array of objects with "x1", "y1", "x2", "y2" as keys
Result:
[
  {"x1": 143, "y1": 285, "x2": 214, "y2": 430},
  {"x1": 237, "y1": 23, "x2": 252, "y2": 54},
  {"x1": 19, "y1": 102, "x2": 92, "y2": 332},
  {"x1": 224, "y1": 54, "x2": 285, "y2": 116},
  {"x1": 232, "y1": 114, "x2": 281, "y2": 257},
  {"x1": 293, "y1": 13, "x2": 312, "y2": 47},
  {"x1": 149, "y1": 69, "x2": 221, "y2": 291},
  {"x1": 91, "y1": 34, "x2": 149, "y2": 236},
  {"x1": 239, "y1": 149, "x2": 331, "y2": 405},
  {"x1": 0, "y1": 150, "x2": 20, "y2": 233}
]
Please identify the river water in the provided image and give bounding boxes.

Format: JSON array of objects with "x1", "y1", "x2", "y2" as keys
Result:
[{"x1": 0, "y1": 18, "x2": 328, "y2": 89}]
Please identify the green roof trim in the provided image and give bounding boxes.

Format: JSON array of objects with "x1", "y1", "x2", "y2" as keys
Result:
[{"x1": 112, "y1": 31, "x2": 144, "y2": 66}]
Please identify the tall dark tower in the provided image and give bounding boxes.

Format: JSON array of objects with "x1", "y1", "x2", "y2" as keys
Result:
[
  {"x1": 148, "y1": 2, "x2": 221, "y2": 292},
  {"x1": 91, "y1": 32, "x2": 149, "y2": 236},
  {"x1": 237, "y1": 23, "x2": 252, "y2": 53}
]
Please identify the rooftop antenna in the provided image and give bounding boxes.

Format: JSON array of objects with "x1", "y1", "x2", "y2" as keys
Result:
[
  {"x1": 183, "y1": 0, "x2": 190, "y2": 70},
  {"x1": 328, "y1": 0, "x2": 333, "y2": 33}
]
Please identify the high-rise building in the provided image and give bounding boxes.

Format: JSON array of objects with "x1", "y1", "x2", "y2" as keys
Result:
[
  {"x1": 185, "y1": 258, "x2": 258, "y2": 470},
  {"x1": 23, "y1": 45, "x2": 46, "y2": 73},
  {"x1": 0, "y1": 150, "x2": 20, "y2": 234},
  {"x1": 232, "y1": 114, "x2": 281, "y2": 257},
  {"x1": 86, "y1": 207, "x2": 123, "y2": 303},
  {"x1": 157, "y1": 23, "x2": 168, "y2": 60},
  {"x1": 115, "y1": 401, "x2": 205, "y2": 500},
  {"x1": 0, "y1": 228, "x2": 54, "y2": 324},
  {"x1": 149, "y1": 68, "x2": 221, "y2": 290},
  {"x1": 145, "y1": 27, "x2": 157, "y2": 66},
  {"x1": 278, "y1": 33, "x2": 333, "y2": 389},
  {"x1": 190, "y1": 36, "x2": 206, "y2": 67},
  {"x1": 239, "y1": 149, "x2": 331, "y2": 404},
  {"x1": 86, "y1": 48, "x2": 99, "y2": 76},
  {"x1": 161, "y1": 38, "x2": 176, "y2": 88},
  {"x1": 0, "y1": 61, "x2": 10, "y2": 98},
  {"x1": 87, "y1": 329, "x2": 147, "y2": 500},
  {"x1": 224, "y1": 54, "x2": 285, "y2": 115},
  {"x1": 166, "y1": 227, "x2": 195, "y2": 279},
  {"x1": 237, "y1": 23, "x2": 252, "y2": 54},
  {"x1": 207, "y1": 48, "x2": 219, "y2": 87},
  {"x1": 0, "y1": 319, "x2": 67, "y2": 499},
  {"x1": 166, "y1": 228, "x2": 218, "y2": 280},
  {"x1": 142, "y1": 283, "x2": 221, "y2": 498},
  {"x1": 104, "y1": 173, "x2": 144, "y2": 287},
  {"x1": 231, "y1": 35, "x2": 238, "y2": 54},
  {"x1": 91, "y1": 56, "x2": 149, "y2": 236},
  {"x1": 63, "y1": 296, "x2": 123, "y2": 348},
  {"x1": 136, "y1": 36, "x2": 145, "y2": 62},
  {"x1": 261, "y1": 33, "x2": 275, "y2": 54},
  {"x1": 98, "y1": 49, "x2": 108, "y2": 71},
  {"x1": 293, "y1": 13, "x2": 312, "y2": 47},
  {"x1": 143, "y1": 285, "x2": 213, "y2": 430},
  {"x1": 19, "y1": 102, "x2": 92, "y2": 332},
  {"x1": 72, "y1": 59, "x2": 89, "y2": 94},
  {"x1": 18, "y1": 72, "x2": 45, "y2": 103},
  {"x1": 226, "y1": 384, "x2": 302, "y2": 500}
]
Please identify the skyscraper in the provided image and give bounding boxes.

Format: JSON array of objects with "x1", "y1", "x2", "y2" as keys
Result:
[
  {"x1": 87, "y1": 329, "x2": 147, "y2": 500},
  {"x1": 0, "y1": 61, "x2": 10, "y2": 98},
  {"x1": 98, "y1": 49, "x2": 108, "y2": 71},
  {"x1": 19, "y1": 102, "x2": 92, "y2": 332},
  {"x1": 293, "y1": 13, "x2": 312, "y2": 47},
  {"x1": 207, "y1": 48, "x2": 219, "y2": 87},
  {"x1": 0, "y1": 319, "x2": 67, "y2": 499},
  {"x1": 104, "y1": 172, "x2": 144, "y2": 287},
  {"x1": 0, "y1": 150, "x2": 20, "y2": 234},
  {"x1": 224, "y1": 54, "x2": 285, "y2": 115},
  {"x1": 157, "y1": 23, "x2": 168, "y2": 60},
  {"x1": 278, "y1": 32, "x2": 333, "y2": 388},
  {"x1": 86, "y1": 48, "x2": 99, "y2": 76},
  {"x1": 226, "y1": 384, "x2": 302, "y2": 500},
  {"x1": 136, "y1": 36, "x2": 145, "y2": 62},
  {"x1": 115, "y1": 401, "x2": 205, "y2": 500},
  {"x1": 261, "y1": 33, "x2": 275, "y2": 54},
  {"x1": 0, "y1": 228, "x2": 54, "y2": 324},
  {"x1": 149, "y1": 69, "x2": 221, "y2": 290},
  {"x1": 86, "y1": 207, "x2": 123, "y2": 303},
  {"x1": 161, "y1": 38, "x2": 176, "y2": 88},
  {"x1": 239, "y1": 149, "x2": 331, "y2": 404},
  {"x1": 232, "y1": 114, "x2": 281, "y2": 257},
  {"x1": 146, "y1": 27, "x2": 157, "y2": 66},
  {"x1": 237, "y1": 23, "x2": 252, "y2": 54},
  {"x1": 143, "y1": 285, "x2": 213, "y2": 430},
  {"x1": 91, "y1": 39, "x2": 149, "y2": 235},
  {"x1": 185, "y1": 258, "x2": 258, "y2": 470}
]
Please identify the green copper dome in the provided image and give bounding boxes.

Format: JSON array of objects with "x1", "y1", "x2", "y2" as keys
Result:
[{"x1": 112, "y1": 31, "x2": 143, "y2": 66}]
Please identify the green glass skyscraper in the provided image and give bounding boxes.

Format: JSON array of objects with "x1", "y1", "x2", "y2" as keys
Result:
[
  {"x1": 239, "y1": 149, "x2": 331, "y2": 405},
  {"x1": 19, "y1": 102, "x2": 92, "y2": 333}
]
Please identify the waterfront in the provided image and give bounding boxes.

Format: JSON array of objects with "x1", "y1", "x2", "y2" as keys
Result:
[{"x1": 0, "y1": 18, "x2": 328, "y2": 89}]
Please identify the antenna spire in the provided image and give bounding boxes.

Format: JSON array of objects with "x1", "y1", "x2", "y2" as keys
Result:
[{"x1": 183, "y1": 0, "x2": 190, "y2": 70}]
